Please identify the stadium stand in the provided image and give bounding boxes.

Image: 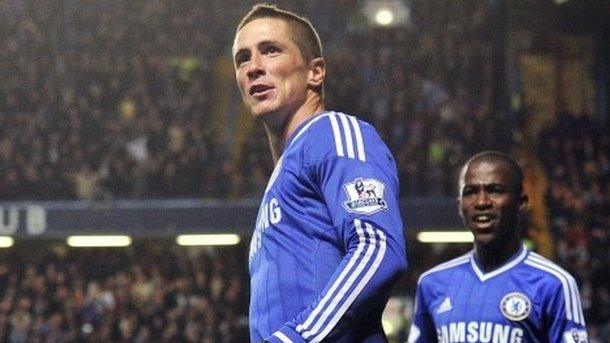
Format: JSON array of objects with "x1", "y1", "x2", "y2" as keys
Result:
[
  {"x1": 0, "y1": 241, "x2": 249, "y2": 342},
  {"x1": 0, "y1": 0, "x2": 502, "y2": 200}
]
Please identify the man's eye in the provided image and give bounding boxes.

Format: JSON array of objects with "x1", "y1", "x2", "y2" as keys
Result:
[
  {"x1": 462, "y1": 189, "x2": 474, "y2": 196},
  {"x1": 265, "y1": 46, "x2": 280, "y2": 54},
  {"x1": 489, "y1": 187, "x2": 506, "y2": 194},
  {"x1": 235, "y1": 54, "x2": 249, "y2": 66}
]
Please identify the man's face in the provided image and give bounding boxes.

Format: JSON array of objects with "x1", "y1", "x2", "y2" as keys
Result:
[
  {"x1": 233, "y1": 18, "x2": 312, "y2": 123},
  {"x1": 458, "y1": 160, "x2": 527, "y2": 248}
]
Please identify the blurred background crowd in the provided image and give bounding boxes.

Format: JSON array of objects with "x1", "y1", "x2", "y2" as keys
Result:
[
  {"x1": 0, "y1": 0, "x2": 608, "y2": 341},
  {"x1": 0, "y1": 0, "x2": 508, "y2": 200},
  {"x1": 0, "y1": 242, "x2": 249, "y2": 342}
]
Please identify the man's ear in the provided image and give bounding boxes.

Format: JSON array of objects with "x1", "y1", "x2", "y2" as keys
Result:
[
  {"x1": 456, "y1": 195, "x2": 465, "y2": 220},
  {"x1": 308, "y1": 57, "x2": 325, "y2": 88},
  {"x1": 518, "y1": 193, "x2": 529, "y2": 212}
]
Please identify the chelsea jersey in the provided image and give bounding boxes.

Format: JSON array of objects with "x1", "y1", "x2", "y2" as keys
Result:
[
  {"x1": 408, "y1": 246, "x2": 588, "y2": 343},
  {"x1": 249, "y1": 111, "x2": 407, "y2": 343}
]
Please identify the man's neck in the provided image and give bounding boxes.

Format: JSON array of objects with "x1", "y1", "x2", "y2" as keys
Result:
[
  {"x1": 264, "y1": 96, "x2": 324, "y2": 164},
  {"x1": 474, "y1": 240, "x2": 521, "y2": 273}
]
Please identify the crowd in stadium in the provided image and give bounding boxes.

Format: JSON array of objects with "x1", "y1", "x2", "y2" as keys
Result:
[
  {"x1": 0, "y1": 0, "x2": 232, "y2": 200},
  {"x1": 0, "y1": 243, "x2": 249, "y2": 342},
  {"x1": 0, "y1": 0, "x2": 608, "y2": 341},
  {"x1": 539, "y1": 111, "x2": 610, "y2": 339},
  {"x1": 0, "y1": 0, "x2": 503, "y2": 200}
]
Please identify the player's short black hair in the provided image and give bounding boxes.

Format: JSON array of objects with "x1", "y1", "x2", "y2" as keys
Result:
[
  {"x1": 236, "y1": 4, "x2": 324, "y2": 63},
  {"x1": 459, "y1": 151, "x2": 524, "y2": 195}
]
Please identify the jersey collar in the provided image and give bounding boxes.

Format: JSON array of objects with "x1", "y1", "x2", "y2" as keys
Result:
[
  {"x1": 469, "y1": 244, "x2": 528, "y2": 282},
  {"x1": 283, "y1": 111, "x2": 332, "y2": 153},
  {"x1": 264, "y1": 111, "x2": 331, "y2": 194}
]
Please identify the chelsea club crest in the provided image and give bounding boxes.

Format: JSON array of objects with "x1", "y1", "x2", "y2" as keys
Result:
[
  {"x1": 500, "y1": 292, "x2": 531, "y2": 321},
  {"x1": 342, "y1": 178, "x2": 388, "y2": 215}
]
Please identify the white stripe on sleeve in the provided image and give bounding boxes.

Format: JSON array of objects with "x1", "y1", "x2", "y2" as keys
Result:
[
  {"x1": 525, "y1": 256, "x2": 584, "y2": 324},
  {"x1": 528, "y1": 254, "x2": 585, "y2": 325},
  {"x1": 329, "y1": 113, "x2": 344, "y2": 157},
  {"x1": 348, "y1": 115, "x2": 366, "y2": 162},
  {"x1": 300, "y1": 222, "x2": 386, "y2": 341},
  {"x1": 273, "y1": 332, "x2": 294, "y2": 343},
  {"x1": 337, "y1": 113, "x2": 355, "y2": 159},
  {"x1": 310, "y1": 227, "x2": 386, "y2": 343},
  {"x1": 301, "y1": 222, "x2": 377, "y2": 339},
  {"x1": 295, "y1": 219, "x2": 367, "y2": 333}
]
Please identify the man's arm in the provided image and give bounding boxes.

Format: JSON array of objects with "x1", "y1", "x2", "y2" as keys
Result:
[
  {"x1": 544, "y1": 273, "x2": 588, "y2": 343},
  {"x1": 266, "y1": 217, "x2": 406, "y2": 342},
  {"x1": 407, "y1": 281, "x2": 438, "y2": 343}
]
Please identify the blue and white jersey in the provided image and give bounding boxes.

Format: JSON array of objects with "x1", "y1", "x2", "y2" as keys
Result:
[
  {"x1": 249, "y1": 111, "x2": 407, "y2": 343},
  {"x1": 408, "y1": 246, "x2": 588, "y2": 343}
]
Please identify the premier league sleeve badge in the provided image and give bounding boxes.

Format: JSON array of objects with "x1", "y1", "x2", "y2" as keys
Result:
[{"x1": 342, "y1": 178, "x2": 388, "y2": 215}]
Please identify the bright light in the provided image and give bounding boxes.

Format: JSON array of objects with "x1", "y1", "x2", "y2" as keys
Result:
[
  {"x1": 176, "y1": 234, "x2": 241, "y2": 246},
  {"x1": 67, "y1": 235, "x2": 132, "y2": 247},
  {"x1": 417, "y1": 231, "x2": 474, "y2": 243},
  {"x1": 0, "y1": 236, "x2": 14, "y2": 248},
  {"x1": 382, "y1": 319, "x2": 395, "y2": 335},
  {"x1": 364, "y1": 0, "x2": 411, "y2": 28},
  {"x1": 375, "y1": 8, "x2": 394, "y2": 26}
]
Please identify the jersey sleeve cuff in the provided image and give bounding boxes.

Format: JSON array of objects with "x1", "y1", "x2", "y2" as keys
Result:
[{"x1": 266, "y1": 325, "x2": 307, "y2": 343}]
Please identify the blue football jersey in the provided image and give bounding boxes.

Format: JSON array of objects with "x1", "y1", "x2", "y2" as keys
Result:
[
  {"x1": 249, "y1": 111, "x2": 407, "y2": 343},
  {"x1": 408, "y1": 246, "x2": 588, "y2": 343}
]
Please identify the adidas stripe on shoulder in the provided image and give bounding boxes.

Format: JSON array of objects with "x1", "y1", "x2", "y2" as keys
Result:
[
  {"x1": 328, "y1": 112, "x2": 366, "y2": 162},
  {"x1": 524, "y1": 253, "x2": 586, "y2": 325}
]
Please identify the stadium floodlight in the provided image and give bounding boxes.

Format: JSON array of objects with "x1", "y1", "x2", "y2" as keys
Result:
[
  {"x1": 417, "y1": 231, "x2": 474, "y2": 243},
  {"x1": 176, "y1": 234, "x2": 241, "y2": 246},
  {"x1": 363, "y1": 0, "x2": 411, "y2": 28},
  {"x1": 0, "y1": 236, "x2": 14, "y2": 248},
  {"x1": 67, "y1": 235, "x2": 132, "y2": 247},
  {"x1": 375, "y1": 8, "x2": 395, "y2": 26}
]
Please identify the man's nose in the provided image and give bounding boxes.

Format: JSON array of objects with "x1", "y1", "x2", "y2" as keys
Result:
[
  {"x1": 247, "y1": 54, "x2": 264, "y2": 79},
  {"x1": 474, "y1": 191, "x2": 491, "y2": 209}
]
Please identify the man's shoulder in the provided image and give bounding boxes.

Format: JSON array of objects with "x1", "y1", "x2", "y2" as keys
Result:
[
  {"x1": 522, "y1": 251, "x2": 579, "y2": 287},
  {"x1": 294, "y1": 111, "x2": 385, "y2": 164},
  {"x1": 523, "y1": 251, "x2": 587, "y2": 326},
  {"x1": 417, "y1": 253, "x2": 471, "y2": 286}
]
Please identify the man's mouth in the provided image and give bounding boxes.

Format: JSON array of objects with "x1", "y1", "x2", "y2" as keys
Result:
[
  {"x1": 249, "y1": 84, "x2": 274, "y2": 96},
  {"x1": 472, "y1": 214, "x2": 495, "y2": 224},
  {"x1": 471, "y1": 214, "x2": 497, "y2": 230}
]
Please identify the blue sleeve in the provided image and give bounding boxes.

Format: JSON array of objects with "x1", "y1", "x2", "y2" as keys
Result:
[
  {"x1": 266, "y1": 118, "x2": 407, "y2": 342},
  {"x1": 407, "y1": 279, "x2": 438, "y2": 343},
  {"x1": 545, "y1": 276, "x2": 589, "y2": 343}
]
